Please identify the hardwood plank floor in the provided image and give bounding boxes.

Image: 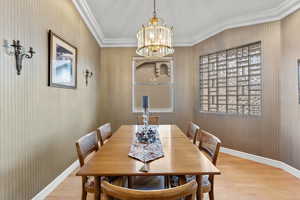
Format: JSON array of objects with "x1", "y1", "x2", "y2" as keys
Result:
[{"x1": 46, "y1": 153, "x2": 300, "y2": 200}]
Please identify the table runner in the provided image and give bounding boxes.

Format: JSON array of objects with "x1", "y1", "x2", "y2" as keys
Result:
[{"x1": 128, "y1": 126, "x2": 164, "y2": 162}]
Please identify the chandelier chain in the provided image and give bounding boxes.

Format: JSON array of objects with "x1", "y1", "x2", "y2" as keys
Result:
[{"x1": 153, "y1": 0, "x2": 157, "y2": 17}]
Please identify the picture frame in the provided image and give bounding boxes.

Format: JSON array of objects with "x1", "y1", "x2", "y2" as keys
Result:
[{"x1": 48, "y1": 30, "x2": 77, "y2": 89}]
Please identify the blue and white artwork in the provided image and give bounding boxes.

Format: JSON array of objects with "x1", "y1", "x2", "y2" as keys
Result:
[
  {"x1": 54, "y1": 44, "x2": 73, "y2": 84},
  {"x1": 49, "y1": 30, "x2": 77, "y2": 89}
]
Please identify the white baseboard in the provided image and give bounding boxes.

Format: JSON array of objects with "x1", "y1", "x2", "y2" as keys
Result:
[
  {"x1": 221, "y1": 147, "x2": 300, "y2": 178},
  {"x1": 281, "y1": 162, "x2": 300, "y2": 178},
  {"x1": 32, "y1": 160, "x2": 80, "y2": 200}
]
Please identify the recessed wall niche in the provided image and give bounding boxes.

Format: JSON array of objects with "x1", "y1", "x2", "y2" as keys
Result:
[{"x1": 132, "y1": 57, "x2": 174, "y2": 112}]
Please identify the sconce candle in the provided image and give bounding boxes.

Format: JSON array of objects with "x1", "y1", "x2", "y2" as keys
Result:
[
  {"x1": 142, "y1": 96, "x2": 149, "y2": 110},
  {"x1": 142, "y1": 96, "x2": 150, "y2": 127}
]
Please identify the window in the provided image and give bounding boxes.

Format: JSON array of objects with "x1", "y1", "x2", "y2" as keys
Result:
[
  {"x1": 199, "y1": 42, "x2": 262, "y2": 116},
  {"x1": 132, "y1": 57, "x2": 174, "y2": 112}
]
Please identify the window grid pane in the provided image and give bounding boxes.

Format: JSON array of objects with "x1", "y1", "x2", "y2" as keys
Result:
[{"x1": 199, "y1": 42, "x2": 262, "y2": 116}]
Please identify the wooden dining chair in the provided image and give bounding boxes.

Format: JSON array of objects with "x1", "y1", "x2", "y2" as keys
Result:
[
  {"x1": 186, "y1": 121, "x2": 200, "y2": 145},
  {"x1": 137, "y1": 115, "x2": 160, "y2": 125},
  {"x1": 179, "y1": 130, "x2": 221, "y2": 200},
  {"x1": 76, "y1": 131, "x2": 123, "y2": 200},
  {"x1": 97, "y1": 123, "x2": 113, "y2": 146},
  {"x1": 76, "y1": 131, "x2": 100, "y2": 200},
  {"x1": 102, "y1": 179, "x2": 197, "y2": 200}
]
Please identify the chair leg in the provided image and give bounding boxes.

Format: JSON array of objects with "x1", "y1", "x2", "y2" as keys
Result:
[
  {"x1": 196, "y1": 175, "x2": 203, "y2": 200},
  {"x1": 81, "y1": 190, "x2": 87, "y2": 200},
  {"x1": 81, "y1": 177, "x2": 87, "y2": 200},
  {"x1": 209, "y1": 176, "x2": 215, "y2": 200},
  {"x1": 179, "y1": 175, "x2": 187, "y2": 185},
  {"x1": 209, "y1": 190, "x2": 214, "y2": 200},
  {"x1": 127, "y1": 176, "x2": 132, "y2": 188},
  {"x1": 122, "y1": 176, "x2": 126, "y2": 187}
]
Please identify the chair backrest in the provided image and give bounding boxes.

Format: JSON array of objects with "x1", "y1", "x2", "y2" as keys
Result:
[
  {"x1": 198, "y1": 130, "x2": 221, "y2": 165},
  {"x1": 101, "y1": 179, "x2": 197, "y2": 200},
  {"x1": 137, "y1": 116, "x2": 160, "y2": 125},
  {"x1": 186, "y1": 122, "x2": 200, "y2": 144},
  {"x1": 97, "y1": 123, "x2": 113, "y2": 146},
  {"x1": 75, "y1": 131, "x2": 99, "y2": 167}
]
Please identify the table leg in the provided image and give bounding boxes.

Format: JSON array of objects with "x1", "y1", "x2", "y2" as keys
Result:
[
  {"x1": 94, "y1": 176, "x2": 101, "y2": 200},
  {"x1": 196, "y1": 175, "x2": 203, "y2": 200},
  {"x1": 164, "y1": 176, "x2": 169, "y2": 188}
]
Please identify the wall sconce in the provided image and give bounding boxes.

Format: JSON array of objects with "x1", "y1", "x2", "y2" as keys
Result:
[
  {"x1": 84, "y1": 69, "x2": 93, "y2": 86},
  {"x1": 3, "y1": 40, "x2": 35, "y2": 75}
]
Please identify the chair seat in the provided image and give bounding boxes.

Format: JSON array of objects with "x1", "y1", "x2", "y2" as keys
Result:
[
  {"x1": 171, "y1": 175, "x2": 211, "y2": 193},
  {"x1": 186, "y1": 175, "x2": 211, "y2": 192},
  {"x1": 131, "y1": 176, "x2": 165, "y2": 190},
  {"x1": 85, "y1": 176, "x2": 123, "y2": 193}
]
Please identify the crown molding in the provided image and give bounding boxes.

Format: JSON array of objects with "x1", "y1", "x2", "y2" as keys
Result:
[
  {"x1": 190, "y1": 0, "x2": 300, "y2": 45},
  {"x1": 100, "y1": 38, "x2": 195, "y2": 48},
  {"x1": 72, "y1": 0, "x2": 104, "y2": 46},
  {"x1": 73, "y1": 0, "x2": 300, "y2": 47}
]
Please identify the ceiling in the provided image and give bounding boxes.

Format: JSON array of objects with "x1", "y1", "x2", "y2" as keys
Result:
[{"x1": 72, "y1": 0, "x2": 300, "y2": 47}]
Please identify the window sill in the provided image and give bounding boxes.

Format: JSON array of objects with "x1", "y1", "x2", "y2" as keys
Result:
[
  {"x1": 132, "y1": 110, "x2": 175, "y2": 114},
  {"x1": 198, "y1": 111, "x2": 261, "y2": 118}
]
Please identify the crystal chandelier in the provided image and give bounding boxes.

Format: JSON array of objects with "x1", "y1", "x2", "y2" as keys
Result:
[{"x1": 136, "y1": 0, "x2": 174, "y2": 57}]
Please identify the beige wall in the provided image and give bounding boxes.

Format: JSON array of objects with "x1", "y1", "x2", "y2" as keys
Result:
[
  {"x1": 2, "y1": 1, "x2": 300, "y2": 198},
  {"x1": 280, "y1": 10, "x2": 300, "y2": 169},
  {"x1": 99, "y1": 47, "x2": 194, "y2": 132},
  {"x1": 192, "y1": 9, "x2": 300, "y2": 169},
  {"x1": 99, "y1": 17, "x2": 300, "y2": 168},
  {"x1": 0, "y1": 0, "x2": 102, "y2": 199},
  {"x1": 99, "y1": 22, "x2": 283, "y2": 162},
  {"x1": 192, "y1": 22, "x2": 281, "y2": 160}
]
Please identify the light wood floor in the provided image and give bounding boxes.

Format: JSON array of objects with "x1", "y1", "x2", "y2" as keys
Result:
[{"x1": 46, "y1": 153, "x2": 300, "y2": 200}]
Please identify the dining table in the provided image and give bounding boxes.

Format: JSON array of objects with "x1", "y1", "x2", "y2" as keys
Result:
[{"x1": 76, "y1": 125, "x2": 221, "y2": 200}]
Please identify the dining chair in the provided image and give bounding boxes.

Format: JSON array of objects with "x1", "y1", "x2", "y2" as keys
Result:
[
  {"x1": 101, "y1": 179, "x2": 197, "y2": 200},
  {"x1": 137, "y1": 115, "x2": 160, "y2": 125},
  {"x1": 75, "y1": 131, "x2": 123, "y2": 200},
  {"x1": 97, "y1": 123, "x2": 113, "y2": 146},
  {"x1": 179, "y1": 130, "x2": 221, "y2": 200},
  {"x1": 186, "y1": 121, "x2": 200, "y2": 145}
]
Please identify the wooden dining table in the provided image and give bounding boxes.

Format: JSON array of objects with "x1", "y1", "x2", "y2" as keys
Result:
[{"x1": 76, "y1": 125, "x2": 221, "y2": 200}]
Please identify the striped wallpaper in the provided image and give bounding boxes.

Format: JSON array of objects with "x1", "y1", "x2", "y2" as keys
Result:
[{"x1": 0, "y1": 0, "x2": 102, "y2": 199}]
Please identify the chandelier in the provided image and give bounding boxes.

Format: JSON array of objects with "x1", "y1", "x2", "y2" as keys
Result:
[{"x1": 136, "y1": 0, "x2": 174, "y2": 57}]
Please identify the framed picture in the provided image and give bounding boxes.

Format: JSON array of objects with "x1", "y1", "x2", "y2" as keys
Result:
[
  {"x1": 48, "y1": 30, "x2": 77, "y2": 89},
  {"x1": 298, "y1": 60, "x2": 300, "y2": 104}
]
